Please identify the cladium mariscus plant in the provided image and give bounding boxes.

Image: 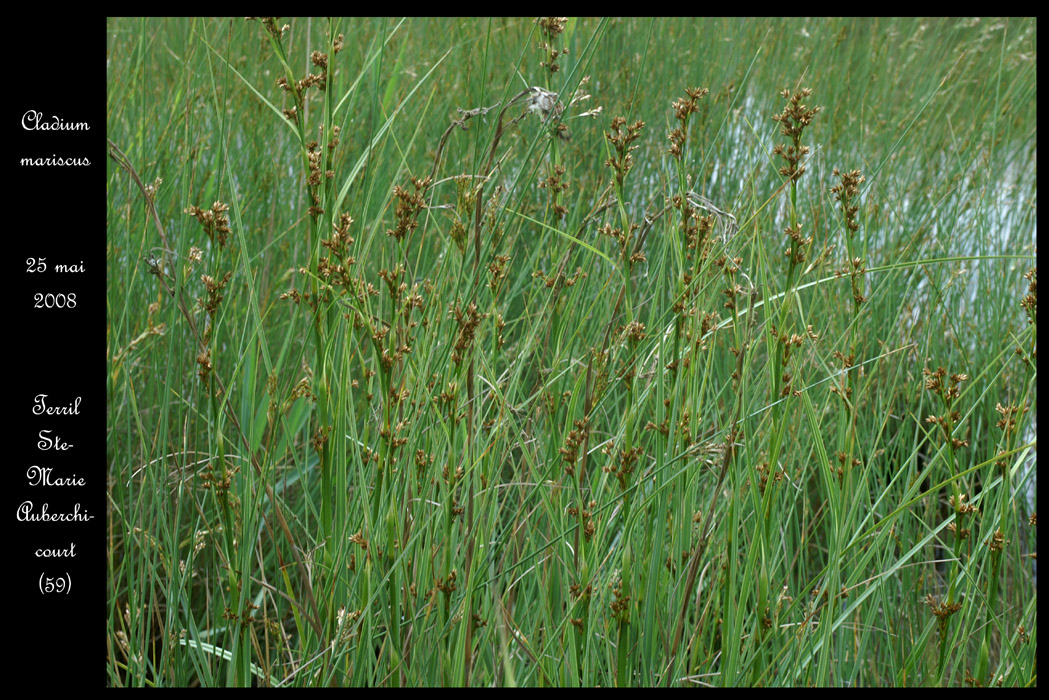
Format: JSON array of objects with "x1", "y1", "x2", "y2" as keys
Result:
[{"x1": 107, "y1": 17, "x2": 1036, "y2": 687}]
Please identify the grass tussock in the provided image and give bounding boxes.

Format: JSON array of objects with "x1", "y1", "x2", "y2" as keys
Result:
[{"x1": 106, "y1": 17, "x2": 1036, "y2": 687}]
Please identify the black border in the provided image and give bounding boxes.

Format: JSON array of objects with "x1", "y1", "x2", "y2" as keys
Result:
[{"x1": 11, "y1": 16, "x2": 102, "y2": 684}]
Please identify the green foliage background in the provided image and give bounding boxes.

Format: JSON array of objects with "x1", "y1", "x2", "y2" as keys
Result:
[{"x1": 106, "y1": 18, "x2": 1036, "y2": 686}]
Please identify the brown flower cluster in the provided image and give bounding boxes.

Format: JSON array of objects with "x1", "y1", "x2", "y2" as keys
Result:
[
  {"x1": 450, "y1": 299, "x2": 486, "y2": 366},
  {"x1": 924, "y1": 594, "x2": 962, "y2": 620},
  {"x1": 602, "y1": 444, "x2": 644, "y2": 490},
  {"x1": 771, "y1": 87, "x2": 821, "y2": 183},
  {"x1": 387, "y1": 176, "x2": 432, "y2": 243},
  {"x1": 539, "y1": 163, "x2": 569, "y2": 218},
  {"x1": 831, "y1": 168, "x2": 868, "y2": 306},
  {"x1": 536, "y1": 17, "x2": 568, "y2": 75},
  {"x1": 317, "y1": 212, "x2": 356, "y2": 292},
  {"x1": 266, "y1": 19, "x2": 344, "y2": 106},
  {"x1": 923, "y1": 367, "x2": 969, "y2": 449},
  {"x1": 598, "y1": 222, "x2": 644, "y2": 267},
  {"x1": 1020, "y1": 266, "x2": 1036, "y2": 326},
  {"x1": 830, "y1": 168, "x2": 864, "y2": 233},
  {"x1": 559, "y1": 418, "x2": 590, "y2": 477},
  {"x1": 605, "y1": 116, "x2": 645, "y2": 189},
  {"x1": 184, "y1": 201, "x2": 232, "y2": 249},
  {"x1": 668, "y1": 86, "x2": 708, "y2": 160}
]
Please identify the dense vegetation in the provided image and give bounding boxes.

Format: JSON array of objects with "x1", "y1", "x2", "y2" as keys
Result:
[{"x1": 106, "y1": 17, "x2": 1037, "y2": 686}]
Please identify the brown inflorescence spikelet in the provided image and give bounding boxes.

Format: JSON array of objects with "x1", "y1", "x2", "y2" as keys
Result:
[{"x1": 771, "y1": 87, "x2": 821, "y2": 183}]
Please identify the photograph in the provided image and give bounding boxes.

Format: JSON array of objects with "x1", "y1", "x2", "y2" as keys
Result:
[{"x1": 104, "y1": 17, "x2": 1037, "y2": 686}]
